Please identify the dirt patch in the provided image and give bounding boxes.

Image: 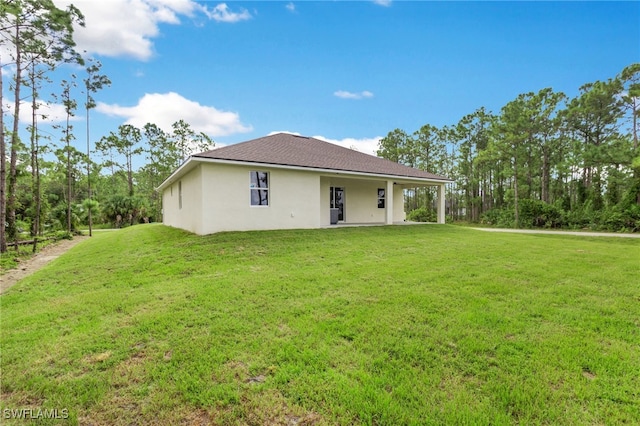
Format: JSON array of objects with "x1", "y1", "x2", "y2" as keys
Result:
[
  {"x1": 0, "y1": 390, "x2": 45, "y2": 407},
  {"x1": 0, "y1": 236, "x2": 89, "y2": 295},
  {"x1": 86, "y1": 351, "x2": 113, "y2": 364}
]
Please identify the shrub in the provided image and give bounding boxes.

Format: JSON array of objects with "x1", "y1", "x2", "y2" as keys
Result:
[
  {"x1": 48, "y1": 203, "x2": 82, "y2": 232},
  {"x1": 102, "y1": 195, "x2": 149, "y2": 227},
  {"x1": 53, "y1": 230, "x2": 73, "y2": 241},
  {"x1": 406, "y1": 207, "x2": 436, "y2": 222},
  {"x1": 562, "y1": 208, "x2": 590, "y2": 229},
  {"x1": 481, "y1": 208, "x2": 514, "y2": 228},
  {"x1": 518, "y1": 199, "x2": 563, "y2": 228},
  {"x1": 601, "y1": 205, "x2": 640, "y2": 232},
  {"x1": 16, "y1": 219, "x2": 30, "y2": 235}
]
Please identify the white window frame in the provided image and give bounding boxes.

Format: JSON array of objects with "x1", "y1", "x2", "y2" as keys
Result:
[
  {"x1": 377, "y1": 188, "x2": 385, "y2": 209},
  {"x1": 250, "y1": 171, "x2": 269, "y2": 207}
]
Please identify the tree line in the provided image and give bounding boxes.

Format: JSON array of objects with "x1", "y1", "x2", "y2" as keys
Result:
[
  {"x1": 377, "y1": 64, "x2": 640, "y2": 231},
  {"x1": 0, "y1": 0, "x2": 213, "y2": 253}
]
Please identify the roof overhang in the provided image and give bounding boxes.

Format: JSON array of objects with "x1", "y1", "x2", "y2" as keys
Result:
[{"x1": 157, "y1": 156, "x2": 452, "y2": 191}]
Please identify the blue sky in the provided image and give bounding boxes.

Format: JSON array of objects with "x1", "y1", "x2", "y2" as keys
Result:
[{"x1": 8, "y1": 0, "x2": 640, "y2": 156}]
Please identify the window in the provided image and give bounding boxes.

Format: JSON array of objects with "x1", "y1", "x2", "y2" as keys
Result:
[
  {"x1": 377, "y1": 188, "x2": 385, "y2": 208},
  {"x1": 250, "y1": 171, "x2": 269, "y2": 206},
  {"x1": 178, "y1": 181, "x2": 182, "y2": 209}
]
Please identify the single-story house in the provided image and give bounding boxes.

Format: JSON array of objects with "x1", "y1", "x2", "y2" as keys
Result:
[{"x1": 157, "y1": 133, "x2": 451, "y2": 235}]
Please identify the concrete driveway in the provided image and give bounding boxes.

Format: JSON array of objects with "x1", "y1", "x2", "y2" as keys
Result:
[{"x1": 471, "y1": 227, "x2": 640, "y2": 238}]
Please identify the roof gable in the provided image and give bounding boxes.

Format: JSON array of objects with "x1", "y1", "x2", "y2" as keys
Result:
[{"x1": 194, "y1": 133, "x2": 450, "y2": 181}]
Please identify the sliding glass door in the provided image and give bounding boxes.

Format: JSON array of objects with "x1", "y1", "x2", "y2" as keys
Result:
[{"x1": 330, "y1": 187, "x2": 345, "y2": 221}]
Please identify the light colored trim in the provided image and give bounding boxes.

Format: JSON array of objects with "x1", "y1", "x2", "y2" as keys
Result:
[
  {"x1": 157, "y1": 158, "x2": 196, "y2": 191},
  {"x1": 437, "y1": 183, "x2": 446, "y2": 224},
  {"x1": 157, "y1": 156, "x2": 451, "y2": 191},
  {"x1": 385, "y1": 180, "x2": 394, "y2": 225}
]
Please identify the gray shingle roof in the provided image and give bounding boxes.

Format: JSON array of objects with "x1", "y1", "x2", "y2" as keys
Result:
[{"x1": 194, "y1": 133, "x2": 450, "y2": 181}]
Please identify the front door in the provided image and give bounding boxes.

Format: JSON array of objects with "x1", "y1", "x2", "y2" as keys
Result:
[{"x1": 330, "y1": 187, "x2": 345, "y2": 221}]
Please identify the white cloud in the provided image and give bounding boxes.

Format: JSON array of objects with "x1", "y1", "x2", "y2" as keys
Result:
[
  {"x1": 52, "y1": 0, "x2": 250, "y2": 61},
  {"x1": 334, "y1": 90, "x2": 374, "y2": 100},
  {"x1": 373, "y1": 0, "x2": 392, "y2": 6},
  {"x1": 268, "y1": 131, "x2": 382, "y2": 156},
  {"x1": 268, "y1": 130, "x2": 301, "y2": 137},
  {"x1": 5, "y1": 99, "x2": 81, "y2": 124},
  {"x1": 286, "y1": 2, "x2": 296, "y2": 12},
  {"x1": 203, "y1": 3, "x2": 252, "y2": 23},
  {"x1": 312, "y1": 134, "x2": 382, "y2": 156},
  {"x1": 96, "y1": 92, "x2": 253, "y2": 137}
]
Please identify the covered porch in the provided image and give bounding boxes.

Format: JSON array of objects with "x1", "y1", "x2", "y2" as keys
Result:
[{"x1": 319, "y1": 175, "x2": 446, "y2": 227}]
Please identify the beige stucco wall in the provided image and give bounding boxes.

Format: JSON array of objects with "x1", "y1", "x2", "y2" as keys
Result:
[
  {"x1": 199, "y1": 163, "x2": 322, "y2": 234},
  {"x1": 162, "y1": 164, "x2": 203, "y2": 234},
  {"x1": 320, "y1": 178, "x2": 331, "y2": 226}
]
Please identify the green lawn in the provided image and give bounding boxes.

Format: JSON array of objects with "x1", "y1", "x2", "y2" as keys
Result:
[{"x1": 1, "y1": 224, "x2": 639, "y2": 425}]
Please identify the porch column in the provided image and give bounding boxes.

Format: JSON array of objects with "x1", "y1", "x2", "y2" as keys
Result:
[
  {"x1": 386, "y1": 180, "x2": 394, "y2": 225},
  {"x1": 437, "y1": 183, "x2": 446, "y2": 224}
]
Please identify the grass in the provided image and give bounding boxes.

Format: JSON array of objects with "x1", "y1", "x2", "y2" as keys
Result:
[{"x1": 1, "y1": 224, "x2": 639, "y2": 425}]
